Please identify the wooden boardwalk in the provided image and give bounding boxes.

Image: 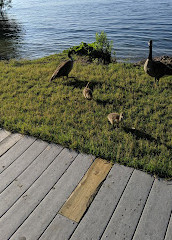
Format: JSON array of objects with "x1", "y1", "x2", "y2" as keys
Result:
[{"x1": 0, "y1": 129, "x2": 172, "y2": 240}]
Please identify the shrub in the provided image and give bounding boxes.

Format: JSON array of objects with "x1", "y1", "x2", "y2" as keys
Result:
[{"x1": 70, "y1": 31, "x2": 115, "y2": 64}]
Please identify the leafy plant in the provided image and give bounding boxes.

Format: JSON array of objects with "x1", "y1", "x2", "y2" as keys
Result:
[
  {"x1": 94, "y1": 31, "x2": 113, "y2": 55},
  {"x1": 70, "y1": 31, "x2": 115, "y2": 64}
]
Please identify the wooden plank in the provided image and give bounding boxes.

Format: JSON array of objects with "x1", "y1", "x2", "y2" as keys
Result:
[
  {"x1": 40, "y1": 214, "x2": 77, "y2": 240},
  {"x1": 59, "y1": 158, "x2": 112, "y2": 223},
  {"x1": 0, "y1": 129, "x2": 11, "y2": 143},
  {"x1": 70, "y1": 164, "x2": 133, "y2": 240},
  {"x1": 165, "y1": 213, "x2": 172, "y2": 240},
  {"x1": 0, "y1": 136, "x2": 36, "y2": 173},
  {"x1": 101, "y1": 170, "x2": 154, "y2": 240},
  {"x1": 10, "y1": 153, "x2": 94, "y2": 240},
  {"x1": 132, "y1": 179, "x2": 172, "y2": 240},
  {"x1": 0, "y1": 148, "x2": 78, "y2": 240},
  {"x1": 0, "y1": 143, "x2": 63, "y2": 217},
  {"x1": 0, "y1": 133, "x2": 22, "y2": 157},
  {"x1": 0, "y1": 139, "x2": 48, "y2": 193}
]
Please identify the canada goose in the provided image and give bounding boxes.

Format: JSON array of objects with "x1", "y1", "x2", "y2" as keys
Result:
[
  {"x1": 107, "y1": 112, "x2": 123, "y2": 128},
  {"x1": 83, "y1": 82, "x2": 93, "y2": 100},
  {"x1": 144, "y1": 40, "x2": 172, "y2": 84},
  {"x1": 50, "y1": 50, "x2": 75, "y2": 81}
]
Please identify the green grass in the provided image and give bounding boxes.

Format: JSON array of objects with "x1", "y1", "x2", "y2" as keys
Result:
[{"x1": 0, "y1": 53, "x2": 172, "y2": 178}]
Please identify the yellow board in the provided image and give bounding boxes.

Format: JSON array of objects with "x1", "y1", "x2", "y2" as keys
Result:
[{"x1": 59, "y1": 158, "x2": 112, "y2": 222}]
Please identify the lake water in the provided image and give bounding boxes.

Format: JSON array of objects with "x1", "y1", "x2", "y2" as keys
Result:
[{"x1": 0, "y1": 0, "x2": 172, "y2": 61}]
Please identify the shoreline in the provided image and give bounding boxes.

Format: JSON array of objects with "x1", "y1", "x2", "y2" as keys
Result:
[{"x1": 1, "y1": 53, "x2": 172, "y2": 66}]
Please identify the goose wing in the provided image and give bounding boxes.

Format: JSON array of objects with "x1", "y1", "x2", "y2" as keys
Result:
[
  {"x1": 144, "y1": 59, "x2": 166, "y2": 79},
  {"x1": 145, "y1": 58, "x2": 172, "y2": 79},
  {"x1": 151, "y1": 60, "x2": 172, "y2": 78},
  {"x1": 50, "y1": 60, "x2": 73, "y2": 80}
]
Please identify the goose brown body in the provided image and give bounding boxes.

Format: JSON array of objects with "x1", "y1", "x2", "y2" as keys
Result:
[
  {"x1": 50, "y1": 51, "x2": 74, "y2": 81},
  {"x1": 144, "y1": 40, "x2": 172, "y2": 83},
  {"x1": 107, "y1": 112, "x2": 123, "y2": 127},
  {"x1": 83, "y1": 82, "x2": 93, "y2": 100}
]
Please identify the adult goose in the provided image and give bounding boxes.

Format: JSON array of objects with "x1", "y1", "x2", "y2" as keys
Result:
[
  {"x1": 50, "y1": 50, "x2": 75, "y2": 81},
  {"x1": 144, "y1": 40, "x2": 172, "y2": 84}
]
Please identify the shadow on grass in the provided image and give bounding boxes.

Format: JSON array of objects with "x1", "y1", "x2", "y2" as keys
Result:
[
  {"x1": 166, "y1": 82, "x2": 172, "y2": 90},
  {"x1": 65, "y1": 77, "x2": 102, "y2": 89},
  {"x1": 96, "y1": 98, "x2": 114, "y2": 107},
  {"x1": 123, "y1": 127, "x2": 172, "y2": 150}
]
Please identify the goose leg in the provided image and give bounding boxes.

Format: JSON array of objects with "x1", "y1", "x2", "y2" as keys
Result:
[
  {"x1": 154, "y1": 77, "x2": 159, "y2": 87},
  {"x1": 109, "y1": 123, "x2": 114, "y2": 130},
  {"x1": 154, "y1": 78, "x2": 157, "y2": 87}
]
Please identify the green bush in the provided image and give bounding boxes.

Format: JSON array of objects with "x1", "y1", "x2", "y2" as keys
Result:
[
  {"x1": 94, "y1": 31, "x2": 113, "y2": 54},
  {"x1": 70, "y1": 31, "x2": 115, "y2": 64}
]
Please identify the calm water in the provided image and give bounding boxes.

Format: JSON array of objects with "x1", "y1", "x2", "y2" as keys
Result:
[{"x1": 0, "y1": 0, "x2": 172, "y2": 61}]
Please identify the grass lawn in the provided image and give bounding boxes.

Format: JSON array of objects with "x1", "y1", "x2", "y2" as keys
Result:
[{"x1": 0, "y1": 53, "x2": 171, "y2": 178}]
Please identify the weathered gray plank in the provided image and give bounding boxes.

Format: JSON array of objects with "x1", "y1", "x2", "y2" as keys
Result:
[
  {"x1": 9, "y1": 153, "x2": 94, "y2": 240},
  {"x1": 70, "y1": 164, "x2": 133, "y2": 240},
  {"x1": 0, "y1": 148, "x2": 78, "y2": 240},
  {"x1": 0, "y1": 129, "x2": 11, "y2": 142},
  {"x1": 0, "y1": 143, "x2": 63, "y2": 217},
  {"x1": 0, "y1": 139, "x2": 48, "y2": 193},
  {"x1": 101, "y1": 170, "x2": 154, "y2": 240},
  {"x1": 0, "y1": 136, "x2": 36, "y2": 173},
  {"x1": 132, "y1": 179, "x2": 172, "y2": 240},
  {"x1": 40, "y1": 214, "x2": 77, "y2": 240},
  {"x1": 0, "y1": 131, "x2": 171, "y2": 240},
  {"x1": 0, "y1": 133, "x2": 22, "y2": 157},
  {"x1": 165, "y1": 213, "x2": 172, "y2": 240}
]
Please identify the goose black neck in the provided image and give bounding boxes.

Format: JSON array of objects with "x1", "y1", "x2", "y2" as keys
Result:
[
  {"x1": 68, "y1": 51, "x2": 73, "y2": 61},
  {"x1": 148, "y1": 42, "x2": 152, "y2": 60}
]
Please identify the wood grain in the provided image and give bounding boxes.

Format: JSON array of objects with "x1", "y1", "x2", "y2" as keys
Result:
[{"x1": 59, "y1": 158, "x2": 112, "y2": 222}]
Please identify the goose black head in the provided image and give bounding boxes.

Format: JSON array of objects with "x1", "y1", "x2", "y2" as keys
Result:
[
  {"x1": 68, "y1": 50, "x2": 75, "y2": 59},
  {"x1": 148, "y1": 40, "x2": 152, "y2": 46}
]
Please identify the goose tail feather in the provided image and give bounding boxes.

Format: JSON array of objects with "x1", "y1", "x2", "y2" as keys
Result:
[{"x1": 165, "y1": 66, "x2": 172, "y2": 75}]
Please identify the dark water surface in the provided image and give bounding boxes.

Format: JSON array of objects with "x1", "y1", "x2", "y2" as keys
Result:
[{"x1": 0, "y1": 0, "x2": 172, "y2": 61}]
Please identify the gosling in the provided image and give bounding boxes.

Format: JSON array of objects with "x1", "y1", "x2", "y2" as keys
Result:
[
  {"x1": 83, "y1": 82, "x2": 93, "y2": 100},
  {"x1": 107, "y1": 112, "x2": 124, "y2": 128}
]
